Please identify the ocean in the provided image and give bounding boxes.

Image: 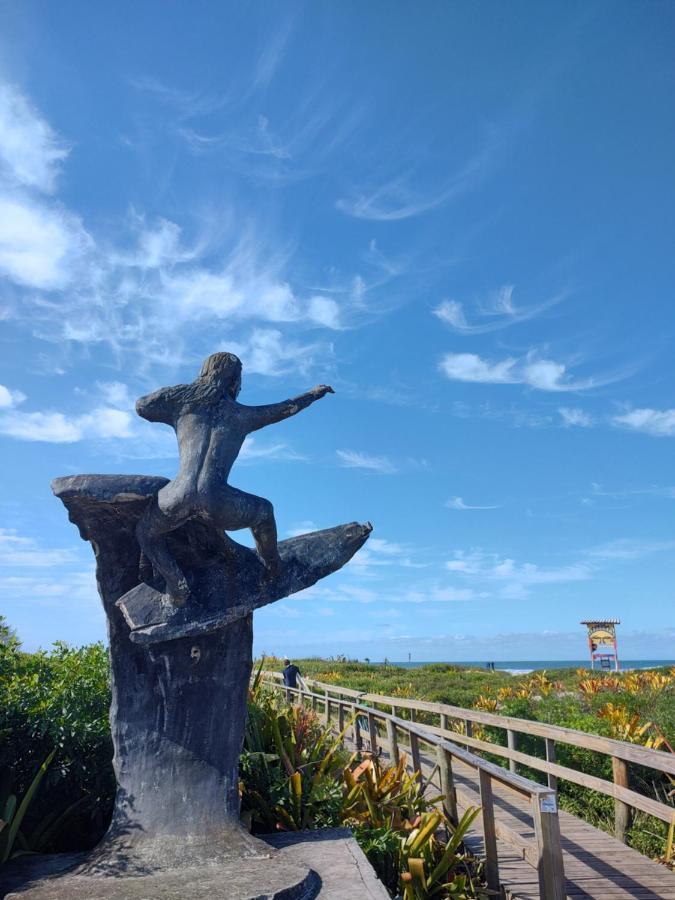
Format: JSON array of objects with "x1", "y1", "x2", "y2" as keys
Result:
[{"x1": 387, "y1": 659, "x2": 675, "y2": 675}]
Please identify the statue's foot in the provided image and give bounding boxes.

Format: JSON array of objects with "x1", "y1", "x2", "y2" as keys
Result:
[
  {"x1": 170, "y1": 577, "x2": 191, "y2": 605},
  {"x1": 261, "y1": 555, "x2": 282, "y2": 581}
]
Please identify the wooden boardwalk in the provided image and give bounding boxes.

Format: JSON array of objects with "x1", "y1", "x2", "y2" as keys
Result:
[
  {"x1": 266, "y1": 676, "x2": 675, "y2": 899},
  {"x1": 426, "y1": 753, "x2": 675, "y2": 899},
  {"x1": 355, "y1": 733, "x2": 675, "y2": 898}
]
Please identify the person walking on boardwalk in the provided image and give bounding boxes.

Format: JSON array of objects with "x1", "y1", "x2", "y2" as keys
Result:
[{"x1": 282, "y1": 658, "x2": 304, "y2": 699}]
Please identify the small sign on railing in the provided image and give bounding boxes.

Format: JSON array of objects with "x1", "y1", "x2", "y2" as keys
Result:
[{"x1": 540, "y1": 794, "x2": 558, "y2": 814}]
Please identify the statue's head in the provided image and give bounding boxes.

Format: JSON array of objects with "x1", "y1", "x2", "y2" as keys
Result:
[{"x1": 199, "y1": 352, "x2": 242, "y2": 398}]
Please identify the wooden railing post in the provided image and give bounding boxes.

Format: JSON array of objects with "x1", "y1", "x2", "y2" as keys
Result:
[
  {"x1": 409, "y1": 707, "x2": 417, "y2": 723},
  {"x1": 464, "y1": 719, "x2": 473, "y2": 738},
  {"x1": 386, "y1": 718, "x2": 399, "y2": 766},
  {"x1": 440, "y1": 712, "x2": 449, "y2": 731},
  {"x1": 355, "y1": 711, "x2": 363, "y2": 751},
  {"x1": 338, "y1": 700, "x2": 345, "y2": 734},
  {"x1": 545, "y1": 738, "x2": 557, "y2": 792},
  {"x1": 507, "y1": 729, "x2": 518, "y2": 773},
  {"x1": 612, "y1": 757, "x2": 632, "y2": 842},
  {"x1": 410, "y1": 732, "x2": 422, "y2": 781},
  {"x1": 325, "y1": 690, "x2": 332, "y2": 724},
  {"x1": 531, "y1": 791, "x2": 565, "y2": 900},
  {"x1": 311, "y1": 692, "x2": 317, "y2": 712},
  {"x1": 478, "y1": 769, "x2": 500, "y2": 893},
  {"x1": 367, "y1": 712, "x2": 378, "y2": 754},
  {"x1": 436, "y1": 745, "x2": 458, "y2": 825}
]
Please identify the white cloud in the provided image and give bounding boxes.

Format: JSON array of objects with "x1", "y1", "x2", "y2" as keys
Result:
[
  {"x1": 559, "y1": 407, "x2": 594, "y2": 427},
  {"x1": 439, "y1": 352, "x2": 617, "y2": 392},
  {"x1": 0, "y1": 82, "x2": 365, "y2": 372},
  {"x1": 227, "y1": 328, "x2": 330, "y2": 377},
  {"x1": 0, "y1": 84, "x2": 69, "y2": 193},
  {"x1": 0, "y1": 196, "x2": 91, "y2": 290},
  {"x1": 0, "y1": 569, "x2": 96, "y2": 604},
  {"x1": 0, "y1": 384, "x2": 25, "y2": 408},
  {"x1": 239, "y1": 435, "x2": 306, "y2": 463},
  {"x1": 434, "y1": 286, "x2": 563, "y2": 334},
  {"x1": 446, "y1": 497, "x2": 498, "y2": 510},
  {"x1": 336, "y1": 139, "x2": 495, "y2": 221},
  {"x1": 439, "y1": 353, "x2": 518, "y2": 384},
  {"x1": 445, "y1": 548, "x2": 591, "y2": 599},
  {"x1": 287, "y1": 520, "x2": 319, "y2": 537},
  {"x1": 307, "y1": 296, "x2": 340, "y2": 328},
  {"x1": 0, "y1": 529, "x2": 76, "y2": 567},
  {"x1": 585, "y1": 538, "x2": 675, "y2": 561},
  {"x1": 612, "y1": 408, "x2": 675, "y2": 437},
  {"x1": 0, "y1": 406, "x2": 134, "y2": 443},
  {"x1": 336, "y1": 449, "x2": 398, "y2": 475},
  {"x1": 349, "y1": 537, "x2": 428, "y2": 573}
]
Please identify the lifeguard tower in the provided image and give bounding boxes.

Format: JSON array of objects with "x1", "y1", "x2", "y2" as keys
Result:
[{"x1": 581, "y1": 619, "x2": 620, "y2": 671}]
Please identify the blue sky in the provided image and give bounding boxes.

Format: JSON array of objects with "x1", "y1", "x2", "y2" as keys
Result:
[{"x1": 1, "y1": 1, "x2": 674, "y2": 661}]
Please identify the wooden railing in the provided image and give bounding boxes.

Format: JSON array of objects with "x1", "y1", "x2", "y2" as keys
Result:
[
  {"x1": 263, "y1": 674, "x2": 566, "y2": 899},
  {"x1": 266, "y1": 673, "x2": 675, "y2": 846}
]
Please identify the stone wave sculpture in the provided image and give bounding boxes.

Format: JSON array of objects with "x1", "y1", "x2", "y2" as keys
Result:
[{"x1": 4, "y1": 353, "x2": 371, "y2": 899}]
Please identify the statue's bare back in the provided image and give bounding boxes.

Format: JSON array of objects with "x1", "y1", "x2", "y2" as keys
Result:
[{"x1": 135, "y1": 352, "x2": 333, "y2": 602}]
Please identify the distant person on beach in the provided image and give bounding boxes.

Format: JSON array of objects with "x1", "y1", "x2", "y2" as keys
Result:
[{"x1": 282, "y1": 658, "x2": 304, "y2": 694}]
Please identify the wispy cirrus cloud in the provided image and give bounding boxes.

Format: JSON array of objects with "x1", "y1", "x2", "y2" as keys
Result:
[
  {"x1": 0, "y1": 80, "x2": 369, "y2": 378},
  {"x1": 434, "y1": 285, "x2": 564, "y2": 335},
  {"x1": 0, "y1": 84, "x2": 69, "y2": 192},
  {"x1": 446, "y1": 497, "x2": 499, "y2": 511},
  {"x1": 227, "y1": 328, "x2": 333, "y2": 377},
  {"x1": 336, "y1": 132, "x2": 499, "y2": 221},
  {"x1": 442, "y1": 536, "x2": 675, "y2": 601},
  {"x1": 439, "y1": 351, "x2": 623, "y2": 392},
  {"x1": 559, "y1": 407, "x2": 594, "y2": 427},
  {"x1": 336, "y1": 450, "x2": 428, "y2": 475},
  {"x1": 590, "y1": 482, "x2": 675, "y2": 502},
  {"x1": 336, "y1": 449, "x2": 398, "y2": 475},
  {"x1": 611, "y1": 408, "x2": 675, "y2": 437},
  {"x1": 584, "y1": 538, "x2": 675, "y2": 561},
  {"x1": 0, "y1": 529, "x2": 76, "y2": 567},
  {"x1": 445, "y1": 548, "x2": 591, "y2": 600}
]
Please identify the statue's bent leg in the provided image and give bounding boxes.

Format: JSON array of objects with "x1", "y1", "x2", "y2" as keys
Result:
[
  {"x1": 136, "y1": 499, "x2": 191, "y2": 602},
  {"x1": 210, "y1": 486, "x2": 282, "y2": 572},
  {"x1": 251, "y1": 498, "x2": 282, "y2": 573}
]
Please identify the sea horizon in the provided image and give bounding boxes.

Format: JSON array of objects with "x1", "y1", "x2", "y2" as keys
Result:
[{"x1": 372, "y1": 659, "x2": 675, "y2": 674}]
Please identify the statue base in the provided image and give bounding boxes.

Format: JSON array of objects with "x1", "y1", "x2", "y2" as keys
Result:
[{"x1": 2, "y1": 854, "x2": 318, "y2": 899}]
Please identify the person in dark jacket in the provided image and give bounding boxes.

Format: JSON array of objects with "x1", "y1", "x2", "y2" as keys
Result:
[{"x1": 282, "y1": 658, "x2": 303, "y2": 694}]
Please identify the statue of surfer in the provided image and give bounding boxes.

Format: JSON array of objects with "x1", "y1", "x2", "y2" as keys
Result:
[{"x1": 135, "y1": 352, "x2": 333, "y2": 602}]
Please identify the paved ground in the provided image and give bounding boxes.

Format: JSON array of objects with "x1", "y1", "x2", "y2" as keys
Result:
[
  {"x1": 0, "y1": 829, "x2": 389, "y2": 900},
  {"x1": 265, "y1": 828, "x2": 390, "y2": 899}
]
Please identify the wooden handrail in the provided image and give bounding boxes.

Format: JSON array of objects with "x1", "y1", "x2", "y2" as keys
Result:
[
  {"x1": 359, "y1": 690, "x2": 675, "y2": 775},
  {"x1": 263, "y1": 676, "x2": 566, "y2": 899},
  {"x1": 265, "y1": 671, "x2": 675, "y2": 840}
]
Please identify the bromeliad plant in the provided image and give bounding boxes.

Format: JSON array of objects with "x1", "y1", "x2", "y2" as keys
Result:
[
  {"x1": 0, "y1": 750, "x2": 55, "y2": 864},
  {"x1": 241, "y1": 686, "x2": 352, "y2": 832},
  {"x1": 342, "y1": 753, "x2": 486, "y2": 898},
  {"x1": 342, "y1": 753, "x2": 434, "y2": 829},
  {"x1": 398, "y1": 808, "x2": 484, "y2": 900}
]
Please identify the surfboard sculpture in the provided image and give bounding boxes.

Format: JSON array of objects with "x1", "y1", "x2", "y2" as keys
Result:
[{"x1": 38, "y1": 353, "x2": 372, "y2": 899}]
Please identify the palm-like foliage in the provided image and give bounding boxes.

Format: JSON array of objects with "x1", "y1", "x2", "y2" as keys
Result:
[{"x1": 241, "y1": 688, "x2": 352, "y2": 832}]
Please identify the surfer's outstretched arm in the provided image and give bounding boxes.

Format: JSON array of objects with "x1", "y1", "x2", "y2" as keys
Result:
[
  {"x1": 136, "y1": 384, "x2": 188, "y2": 425},
  {"x1": 243, "y1": 385, "x2": 334, "y2": 433}
]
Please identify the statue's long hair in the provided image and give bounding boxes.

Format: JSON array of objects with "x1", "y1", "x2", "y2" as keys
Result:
[{"x1": 187, "y1": 352, "x2": 242, "y2": 405}]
